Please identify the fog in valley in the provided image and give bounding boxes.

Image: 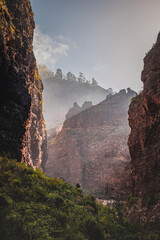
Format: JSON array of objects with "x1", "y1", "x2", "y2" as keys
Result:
[
  {"x1": 31, "y1": 0, "x2": 160, "y2": 131},
  {"x1": 32, "y1": 0, "x2": 160, "y2": 93},
  {"x1": 38, "y1": 64, "x2": 113, "y2": 130},
  {"x1": 1, "y1": 0, "x2": 160, "y2": 237}
]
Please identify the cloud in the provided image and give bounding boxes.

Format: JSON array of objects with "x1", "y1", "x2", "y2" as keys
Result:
[
  {"x1": 93, "y1": 64, "x2": 104, "y2": 72},
  {"x1": 33, "y1": 26, "x2": 69, "y2": 70}
]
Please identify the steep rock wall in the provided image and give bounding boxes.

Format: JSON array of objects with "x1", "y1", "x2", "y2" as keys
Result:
[
  {"x1": 127, "y1": 33, "x2": 160, "y2": 232},
  {"x1": 46, "y1": 89, "x2": 136, "y2": 199},
  {"x1": 0, "y1": 0, "x2": 47, "y2": 168}
]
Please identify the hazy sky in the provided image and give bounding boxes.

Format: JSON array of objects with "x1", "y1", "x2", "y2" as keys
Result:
[{"x1": 31, "y1": 0, "x2": 160, "y2": 92}]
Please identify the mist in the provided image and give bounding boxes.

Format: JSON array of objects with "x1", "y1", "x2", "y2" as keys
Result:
[
  {"x1": 31, "y1": 0, "x2": 160, "y2": 131},
  {"x1": 31, "y1": 0, "x2": 160, "y2": 93},
  {"x1": 40, "y1": 67, "x2": 113, "y2": 130},
  {"x1": 1, "y1": 0, "x2": 160, "y2": 237}
]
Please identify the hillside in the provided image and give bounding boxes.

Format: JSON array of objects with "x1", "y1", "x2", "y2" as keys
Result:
[
  {"x1": 0, "y1": 156, "x2": 157, "y2": 240},
  {"x1": 38, "y1": 65, "x2": 113, "y2": 129}
]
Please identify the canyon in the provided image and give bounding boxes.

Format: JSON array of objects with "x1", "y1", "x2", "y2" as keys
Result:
[
  {"x1": 0, "y1": 0, "x2": 160, "y2": 236},
  {"x1": 46, "y1": 88, "x2": 136, "y2": 200}
]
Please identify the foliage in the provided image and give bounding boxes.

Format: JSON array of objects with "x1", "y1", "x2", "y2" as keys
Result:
[
  {"x1": 92, "y1": 78, "x2": 98, "y2": 86},
  {"x1": 142, "y1": 194, "x2": 159, "y2": 209},
  {"x1": 0, "y1": 157, "x2": 158, "y2": 240},
  {"x1": 41, "y1": 65, "x2": 102, "y2": 89},
  {"x1": 66, "y1": 72, "x2": 77, "y2": 82},
  {"x1": 126, "y1": 195, "x2": 138, "y2": 207},
  {"x1": 55, "y1": 68, "x2": 63, "y2": 80},
  {"x1": 78, "y1": 72, "x2": 86, "y2": 83}
]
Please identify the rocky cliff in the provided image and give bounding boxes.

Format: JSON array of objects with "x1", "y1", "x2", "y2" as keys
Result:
[
  {"x1": 46, "y1": 88, "x2": 136, "y2": 199},
  {"x1": 65, "y1": 101, "x2": 93, "y2": 120},
  {"x1": 127, "y1": 33, "x2": 160, "y2": 232},
  {"x1": 0, "y1": 0, "x2": 47, "y2": 168}
]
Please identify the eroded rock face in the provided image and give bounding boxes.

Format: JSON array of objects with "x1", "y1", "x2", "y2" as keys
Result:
[
  {"x1": 0, "y1": 0, "x2": 47, "y2": 168},
  {"x1": 128, "y1": 33, "x2": 160, "y2": 232},
  {"x1": 46, "y1": 89, "x2": 136, "y2": 199},
  {"x1": 65, "y1": 101, "x2": 93, "y2": 120}
]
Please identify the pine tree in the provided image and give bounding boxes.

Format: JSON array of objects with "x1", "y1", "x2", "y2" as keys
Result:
[
  {"x1": 55, "y1": 68, "x2": 63, "y2": 79},
  {"x1": 66, "y1": 72, "x2": 77, "y2": 81},
  {"x1": 78, "y1": 72, "x2": 85, "y2": 83},
  {"x1": 92, "y1": 78, "x2": 98, "y2": 86}
]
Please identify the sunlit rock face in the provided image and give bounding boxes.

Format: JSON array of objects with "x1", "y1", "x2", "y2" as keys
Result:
[
  {"x1": 127, "y1": 33, "x2": 160, "y2": 232},
  {"x1": 0, "y1": 0, "x2": 47, "y2": 168},
  {"x1": 46, "y1": 88, "x2": 136, "y2": 200}
]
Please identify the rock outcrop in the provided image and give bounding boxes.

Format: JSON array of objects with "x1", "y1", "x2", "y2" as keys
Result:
[
  {"x1": 46, "y1": 88, "x2": 136, "y2": 199},
  {"x1": 0, "y1": 0, "x2": 47, "y2": 168},
  {"x1": 65, "y1": 101, "x2": 93, "y2": 120},
  {"x1": 38, "y1": 64, "x2": 54, "y2": 79},
  {"x1": 127, "y1": 33, "x2": 160, "y2": 232}
]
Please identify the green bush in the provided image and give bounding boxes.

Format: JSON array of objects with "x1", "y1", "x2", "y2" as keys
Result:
[
  {"x1": 144, "y1": 194, "x2": 159, "y2": 209},
  {"x1": 127, "y1": 195, "x2": 138, "y2": 207},
  {"x1": 0, "y1": 157, "x2": 158, "y2": 240}
]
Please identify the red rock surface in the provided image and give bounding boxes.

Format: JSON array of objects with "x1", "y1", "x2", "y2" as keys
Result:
[
  {"x1": 46, "y1": 89, "x2": 136, "y2": 199},
  {"x1": 128, "y1": 33, "x2": 160, "y2": 232},
  {"x1": 0, "y1": 0, "x2": 47, "y2": 168}
]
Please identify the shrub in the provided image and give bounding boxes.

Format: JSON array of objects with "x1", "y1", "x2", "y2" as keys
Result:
[{"x1": 0, "y1": 157, "x2": 158, "y2": 240}]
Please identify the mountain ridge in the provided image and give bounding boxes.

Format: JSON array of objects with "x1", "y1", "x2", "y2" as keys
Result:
[{"x1": 46, "y1": 88, "x2": 136, "y2": 199}]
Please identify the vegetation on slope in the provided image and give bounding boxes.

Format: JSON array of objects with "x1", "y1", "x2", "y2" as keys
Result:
[
  {"x1": 0, "y1": 157, "x2": 158, "y2": 240},
  {"x1": 42, "y1": 76, "x2": 112, "y2": 129},
  {"x1": 38, "y1": 65, "x2": 100, "y2": 87}
]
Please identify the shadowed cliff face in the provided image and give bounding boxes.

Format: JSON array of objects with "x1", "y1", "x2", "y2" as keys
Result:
[
  {"x1": 127, "y1": 33, "x2": 160, "y2": 232},
  {"x1": 46, "y1": 89, "x2": 136, "y2": 200},
  {"x1": 0, "y1": 0, "x2": 47, "y2": 168}
]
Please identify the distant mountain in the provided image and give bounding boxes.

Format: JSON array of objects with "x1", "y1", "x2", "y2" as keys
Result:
[
  {"x1": 46, "y1": 88, "x2": 137, "y2": 200},
  {"x1": 65, "y1": 101, "x2": 93, "y2": 120},
  {"x1": 38, "y1": 65, "x2": 113, "y2": 129}
]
